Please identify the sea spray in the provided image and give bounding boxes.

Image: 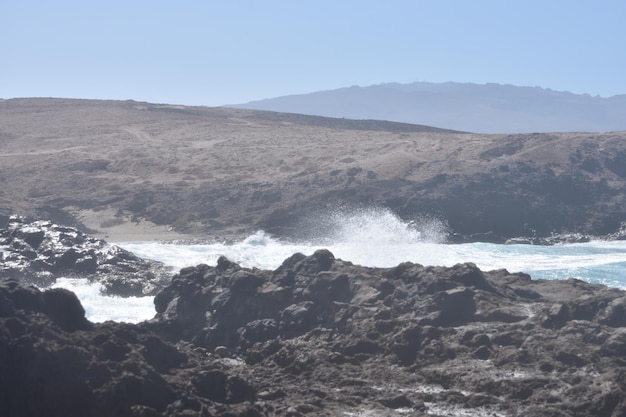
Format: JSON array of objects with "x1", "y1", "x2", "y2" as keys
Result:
[
  {"x1": 294, "y1": 206, "x2": 448, "y2": 245},
  {"x1": 121, "y1": 207, "x2": 449, "y2": 270}
]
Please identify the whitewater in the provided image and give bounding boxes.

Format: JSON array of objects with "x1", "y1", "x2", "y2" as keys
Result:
[{"x1": 51, "y1": 208, "x2": 626, "y2": 323}]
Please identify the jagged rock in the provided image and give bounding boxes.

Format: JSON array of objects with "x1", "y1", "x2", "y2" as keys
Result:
[
  {"x1": 0, "y1": 278, "x2": 260, "y2": 417},
  {"x1": 147, "y1": 249, "x2": 626, "y2": 416},
  {"x1": 599, "y1": 297, "x2": 626, "y2": 327},
  {"x1": 5, "y1": 245, "x2": 626, "y2": 416},
  {"x1": 0, "y1": 215, "x2": 171, "y2": 296}
]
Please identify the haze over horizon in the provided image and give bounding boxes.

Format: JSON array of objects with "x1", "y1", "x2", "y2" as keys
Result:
[{"x1": 2, "y1": 1, "x2": 625, "y2": 107}]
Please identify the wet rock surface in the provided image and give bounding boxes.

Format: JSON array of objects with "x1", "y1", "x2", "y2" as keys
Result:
[
  {"x1": 0, "y1": 216, "x2": 171, "y2": 296},
  {"x1": 4, "y1": 246, "x2": 626, "y2": 416}
]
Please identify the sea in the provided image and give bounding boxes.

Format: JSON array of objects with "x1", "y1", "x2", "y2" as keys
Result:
[{"x1": 50, "y1": 208, "x2": 626, "y2": 323}]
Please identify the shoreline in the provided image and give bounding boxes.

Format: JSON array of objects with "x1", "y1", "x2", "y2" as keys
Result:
[
  {"x1": 72, "y1": 208, "x2": 205, "y2": 243},
  {"x1": 40, "y1": 206, "x2": 626, "y2": 246}
]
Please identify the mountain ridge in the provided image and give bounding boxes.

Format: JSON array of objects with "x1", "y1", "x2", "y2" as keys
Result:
[{"x1": 230, "y1": 81, "x2": 626, "y2": 133}]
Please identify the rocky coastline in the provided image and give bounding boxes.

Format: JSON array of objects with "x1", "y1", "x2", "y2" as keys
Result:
[
  {"x1": 3, "y1": 220, "x2": 626, "y2": 416},
  {"x1": 3, "y1": 99, "x2": 626, "y2": 416}
]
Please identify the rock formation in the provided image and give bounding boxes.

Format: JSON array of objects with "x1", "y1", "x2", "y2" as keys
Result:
[
  {"x1": 0, "y1": 278, "x2": 258, "y2": 417},
  {"x1": 0, "y1": 216, "x2": 170, "y2": 296},
  {"x1": 3, "y1": 245, "x2": 626, "y2": 416}
]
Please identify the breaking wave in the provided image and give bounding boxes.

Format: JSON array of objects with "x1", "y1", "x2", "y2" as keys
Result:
[{"x1": 295, "y1": 206, "x2": 448, "y2": 245}]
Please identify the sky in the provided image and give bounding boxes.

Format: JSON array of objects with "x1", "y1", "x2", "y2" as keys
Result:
[{"x1": 2, "y1": 1, "x2": 625, "y2": 106}]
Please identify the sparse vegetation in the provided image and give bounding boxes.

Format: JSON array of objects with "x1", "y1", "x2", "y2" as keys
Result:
[
  {"x1": 1, "y1": 98, "x2": 626, "y2": 240},
  {"x1": 99, "y1": 218, "x2": 125, "y2": 228}
]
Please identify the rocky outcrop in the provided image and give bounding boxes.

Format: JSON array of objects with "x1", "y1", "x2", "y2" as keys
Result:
[
  {"x1": 148, "y1": 250, "x2": 626, "y2": 416},
  {"x1": 265, "y1": 154, "x2": 626, "y2": 243},
  {"x1": 0, "y1": 278, "x2": 259, "y2": 417},
  {"x1": 4, "y1": 247, "x2": 626, "y2": 416},
  {"x1": 0, "y1": 216, "x2": 171, "y2": 296}
]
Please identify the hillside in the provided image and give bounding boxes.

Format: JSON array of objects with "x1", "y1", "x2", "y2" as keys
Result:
[
  {"x1": 1, "y1": 97, "x2": 626, "y2": 242},
  {"x1": 231, "y1": 82, "x2": 626, "y2": 133}
]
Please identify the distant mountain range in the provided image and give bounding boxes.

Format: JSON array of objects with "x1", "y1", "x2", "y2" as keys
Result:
[{"x1": 230, "y1": 82, "x2": 626, "y2": 133}]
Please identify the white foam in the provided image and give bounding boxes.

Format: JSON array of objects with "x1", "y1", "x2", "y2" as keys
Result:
[
  {"x1": 302, "y1": 206, "x2": 448, "y2": 245},
  {"x1": 51, "y1": 277, "x2": 155, "y2": 323}
]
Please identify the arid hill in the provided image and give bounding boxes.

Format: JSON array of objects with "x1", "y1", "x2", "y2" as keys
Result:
[{"x1": 1, "y1": 97, "x2": 625, "y2": 241}]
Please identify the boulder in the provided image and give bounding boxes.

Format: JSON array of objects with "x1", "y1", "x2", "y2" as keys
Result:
[
  {"x1": 0, "y1": 216, "x2": 171, "y2": 296},
  {"x1": 42, "y1": 287, "x2": 91, "y2": 331}
]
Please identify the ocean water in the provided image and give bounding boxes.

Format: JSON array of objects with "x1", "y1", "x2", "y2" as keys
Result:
[{"x1": 53, "y1": 208, "x2": 626, "y2": 323}]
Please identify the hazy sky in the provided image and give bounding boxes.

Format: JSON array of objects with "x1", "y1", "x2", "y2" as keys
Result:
[{"x1": 3, "y1": 1, "x2": 625, "y2": 106}]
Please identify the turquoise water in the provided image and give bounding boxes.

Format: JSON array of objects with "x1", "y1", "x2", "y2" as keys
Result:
[{"x1": 468, "y1": 241, "x2": 626, "y2": 288}]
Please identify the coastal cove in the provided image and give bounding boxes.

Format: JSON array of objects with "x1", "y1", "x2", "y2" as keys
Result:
[{"x1": 6, "y1": 212, "x2": 626, "y2": 323}]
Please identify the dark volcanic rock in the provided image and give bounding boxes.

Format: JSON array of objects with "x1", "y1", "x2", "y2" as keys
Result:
[
  {"x1": 4, "y1": 245, "x2": 626, "y2": 416},
  {"x1": 0, "y1": 278, "x2": 260, "y2": 417},
  {"x1": 146, "y1": 250, "x2": 626, "y2": 416},
  {"x1": 0, "y1": 215, "x2": 171, "y2": 296}
]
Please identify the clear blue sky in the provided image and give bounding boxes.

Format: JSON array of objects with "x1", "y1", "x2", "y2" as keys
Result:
[{"x1": 2, "y1": 1, "x2": 625, "y2": 106}]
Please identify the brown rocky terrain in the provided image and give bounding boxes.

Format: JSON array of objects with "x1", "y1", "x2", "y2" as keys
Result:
[{"x1": 2, "y1": 97, "x2": 626, "y2": 242}]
